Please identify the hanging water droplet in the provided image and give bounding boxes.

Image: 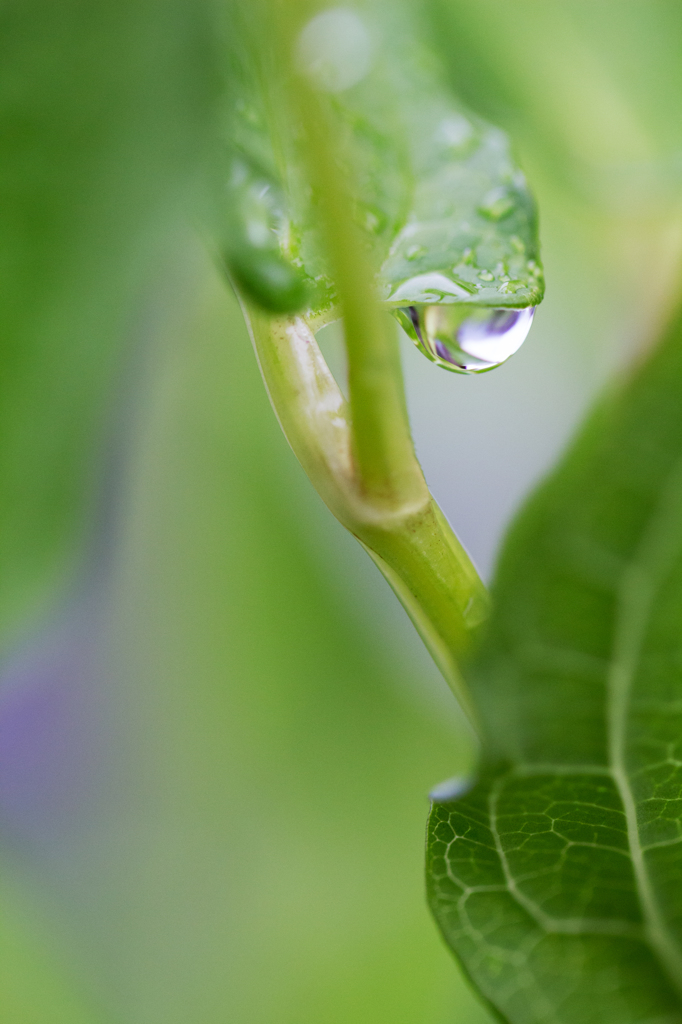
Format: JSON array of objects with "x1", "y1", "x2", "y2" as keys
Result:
[{"x1": 395, "y1": 304, "x2": 535, "y2": 374}]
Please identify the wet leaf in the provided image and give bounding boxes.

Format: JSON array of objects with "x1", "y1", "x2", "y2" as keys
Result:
[{"x1": 220, "y1": 3, "x2": 544, "y2": 319}]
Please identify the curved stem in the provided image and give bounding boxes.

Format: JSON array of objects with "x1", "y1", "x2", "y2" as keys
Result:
[
  {"x1": 291, "y1": 78, "x2": 425, "y2": 505},
  {"x1": 235, "y1": 0, "x2": 489, "y2": 722},
  {"x1": 242, "y1": 302, "x2": 489, "y2": 722}
]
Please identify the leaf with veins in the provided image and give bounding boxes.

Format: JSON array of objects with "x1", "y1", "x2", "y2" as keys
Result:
[{"x1": 427, "y1": 307, "x2": 682, "y2": 1024}]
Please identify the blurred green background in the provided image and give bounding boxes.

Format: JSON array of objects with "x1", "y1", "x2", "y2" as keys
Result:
[{"x1": 1, "y1": 1, "x2": 681, "y2": 1022}]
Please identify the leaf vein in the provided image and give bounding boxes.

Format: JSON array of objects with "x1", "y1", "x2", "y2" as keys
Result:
[{"x1": 607, "y1": 455, "x2": 682, "y2": 994}]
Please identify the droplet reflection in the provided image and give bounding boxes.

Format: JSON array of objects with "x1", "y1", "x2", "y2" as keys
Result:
[{"x1": 395, "y1": 304, "x2": 535, "y2": 374}]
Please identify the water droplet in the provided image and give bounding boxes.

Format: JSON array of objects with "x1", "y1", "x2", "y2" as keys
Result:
[
  {"x1": 434, "y1": 114, "x2": 474, "y2": 151},
  {"x1": 295, "y1": 8, "x2": 373, "y2": 93},
  {"x1": 478, "y1": 186, "x2": 515, "y2": 221},
  {"x1": 245, "y1": 219, "x2": 271, "y2": 248},
  {"x1": 429, "y1": 776, "x2": 474, "y2": 802},
  {"x1": 387, "y1": 272, "x2": 472, "y2": 304},
  {"x1": 478, "y1": 270, "x2": 494, "y2": 282},
  {"x1": 395, "y1": 304, "x2": 535, "y2": 374},
  {"x1": 406, "y1": 244, "x2": 427, "y2": 261},
  {"x1": 359, "y1": 204, "x2": 386, "y2": 235}
]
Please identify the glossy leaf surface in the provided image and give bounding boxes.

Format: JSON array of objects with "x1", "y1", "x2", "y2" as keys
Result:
[
  {"x1": 427, "y1": 308, "x2": 682, "y2": 1023},
  {"x1": 220, "y1": 3, "x2": 544, "y2": 319}
]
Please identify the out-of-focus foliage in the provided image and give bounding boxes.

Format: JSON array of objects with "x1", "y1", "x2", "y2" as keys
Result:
[
  {"x1": 0, "y1": 0, "x2": 217, "y2": 647},
  {"x1": 90, "y1": 268, "x2": 486, "y2": 1023},
  {"x1": 0, "y1": 261, "x2": 488, "y2": 1024},
  {"x1": 2, "y1": 1, "x2": 682, "y2": 1024},
  {"x1": 0, "y1": 879, "x2": 105, "y2": 1024},
  {"x1": 425, "y1": 0, "x2": 682, "y2": 205}
]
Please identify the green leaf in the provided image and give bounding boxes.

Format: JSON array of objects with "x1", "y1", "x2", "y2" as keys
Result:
[
  {"x1": 220, "y1": 2, "x2": 544, "y2": 319},
  {"x1": 427, "y1": 308, "x2": 682, "y2": 1022}
]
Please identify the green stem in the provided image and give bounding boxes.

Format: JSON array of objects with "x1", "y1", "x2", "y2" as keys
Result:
[
  {"x1": 258, "y1": 0, "x2": 419, "y2": 503},
  {"x1": 294, "y1": 85, "x2": 423, "y2": 507},
  {"x1": 236, "y1": 0, "x2": 489, "y2": 722},
  {"x1": 242, "y1": 303, "x2": 489, "y2": 722}
]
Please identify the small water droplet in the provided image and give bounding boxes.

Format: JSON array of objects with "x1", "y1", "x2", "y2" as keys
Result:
[
  {"x1": 452, "y1": 265, "x2": 481, "y2": 291},
  {"x1": 406, "y1": 244, "x2": 427, "y2": 261},
  {"x1": 359, "y1": 204, "x2": 386, "y2": 235},
  {"x1": 395, "y1": 304, "x2": 535, "y2": 374},
  {"x1": 478, "y1": 270, "x2": 494, "y2": 282},
  {"x1": 245, "y1": 219, "x2": 271, "y2": 248},
  {"x1": 478, "y1": 186, "x2": 515, "y2": 221},
  {"x1": 429, "y1": 776, "x2": 474, "y2": 802},
  {"x1": 434, "y1": 114, "x2": 474, "y2": 151},
  {"x1": 296, "y1": 8, "x2": 373, "y2": 93}
]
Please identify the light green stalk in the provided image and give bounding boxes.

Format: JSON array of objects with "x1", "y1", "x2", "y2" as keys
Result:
[
  {"x1": 237, "y1": 0, "x2": 489, "y2": 722},
  {"x1": 242, "y1": 304, "x2": 488, "y2": 722}
]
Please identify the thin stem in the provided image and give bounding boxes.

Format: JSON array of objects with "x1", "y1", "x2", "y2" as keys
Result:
[
  {"x1": 234, "y1": 0, "x2": 490, "y2": 721},
  {"x1": 257, "y1": 0, "x2": 423, "y2": 507},
  {"x1": 294, "y1": 86, "x2": 424, "y2": 507},
  {"x1": 242, "y1": 304, "x2": 489, "y2": 721}
]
